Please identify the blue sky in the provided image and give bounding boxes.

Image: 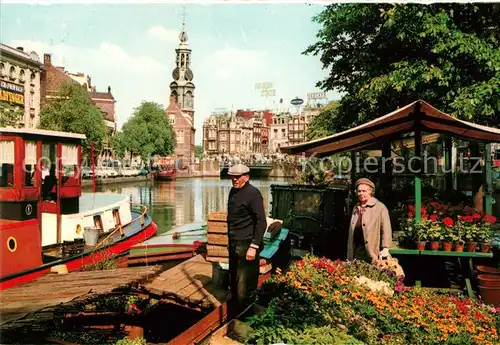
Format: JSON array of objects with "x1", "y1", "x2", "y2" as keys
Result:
[{"x1": 1, "y1": 3, "x2": 340, "y2": 144}]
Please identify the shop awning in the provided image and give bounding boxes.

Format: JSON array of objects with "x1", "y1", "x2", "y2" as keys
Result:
[{"x1": 280, "y1": 100, "x2": 500, "y2": 157}]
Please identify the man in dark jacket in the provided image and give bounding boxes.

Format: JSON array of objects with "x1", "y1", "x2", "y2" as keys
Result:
[{"x1": 227, "y1": 163, "x2": 266, "y2": 318}]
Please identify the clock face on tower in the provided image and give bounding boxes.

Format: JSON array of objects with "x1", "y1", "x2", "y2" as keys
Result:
[
  {"x1": 185, "y1": 68, "x2": 194, "y2": 81},
  {"x1": 172, "y1": 67, "x2": 180, "y2": 80}
]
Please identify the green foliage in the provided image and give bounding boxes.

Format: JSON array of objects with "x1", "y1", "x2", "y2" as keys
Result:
[
  {"x1": 115, "y1": 337, "x2": 146, "y2": 345},
  {"x1": 38, "y1": 81, "x2": 107, "y2": 157},
  {"x1": 306, "y1": 100, "x2": 341, "y2": 140},
  {"x1": 304, "y1": 4, "x2": 500, "y2": 134},
  {"x1": 113, "y1": 101, "x2": 175, "y2": 162},
  {"x1": 195, "y1": 145, "x2": 204, "y2": 159},
  {"x1": 0, "y1": 102, "x2": 24, "y2": 127}
]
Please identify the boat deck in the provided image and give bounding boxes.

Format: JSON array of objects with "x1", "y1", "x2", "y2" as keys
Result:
[
  {"x1": 42, "y1": 210, "x2": 151, "y2": 261},
  {"x1": 79, "y1": 193, "x2": 128, "y2": 213},
  {"x1": 141, "y1": 254, "x2": 229, "y2": 310},
  {"x1": 0, "y1": 265, "x2": 162, "y2": 327}
]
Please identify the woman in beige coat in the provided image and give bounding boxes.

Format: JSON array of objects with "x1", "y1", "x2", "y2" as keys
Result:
[{"x1": 347, "y1": 178, "x2": 392, "y2": 262}]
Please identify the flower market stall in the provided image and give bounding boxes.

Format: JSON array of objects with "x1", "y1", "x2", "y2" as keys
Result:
[
  {"x1": 280, "y1": 100, "x2": 500, "y2": 301},
  {"x1": 244, "y1": 255, "x2": 500, "y2": 345}
]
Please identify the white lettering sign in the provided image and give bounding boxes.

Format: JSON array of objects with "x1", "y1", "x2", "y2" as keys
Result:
[
  {"x1": 255, "y1": 82, "x2": 273, "y2": 90},
  {"x1": 307, "y1": 92, "x2": 327, "y2": 100}
]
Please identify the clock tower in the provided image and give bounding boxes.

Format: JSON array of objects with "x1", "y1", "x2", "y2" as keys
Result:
[
  {"x1": 170, "y1": 14, "x2": 195, "y2": 118},
  {"x1": 165, "y1": 8, "x2": 196, "y2": 174}
]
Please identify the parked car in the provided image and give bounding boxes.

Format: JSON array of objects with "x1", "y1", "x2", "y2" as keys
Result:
[{"x1": 81, "y1": 167, "x2": 94, "y2": 179}]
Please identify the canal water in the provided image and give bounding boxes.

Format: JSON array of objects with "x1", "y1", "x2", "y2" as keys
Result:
[{"x1": 83, "y1": 177, "x2": 292, "y2": 235}]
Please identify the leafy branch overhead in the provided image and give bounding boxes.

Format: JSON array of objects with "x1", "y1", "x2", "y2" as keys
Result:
[{"x1": 304, "y1": 3, "x2": 500, "y2": 134}]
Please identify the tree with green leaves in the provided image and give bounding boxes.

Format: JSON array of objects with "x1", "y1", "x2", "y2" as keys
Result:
[
  {"x1": 306, "y1": 101, "x2": 340, "y2": 140},
  {"x1": 305, "y1": 3, "x2": 500, "y2": 135},
  {"x1": 195, "y1": 145, "x2": 204, "y2": 159},
  {"x1": 112, "y1": 101, "x2": 175, "y2": 163},
  {"x1": 0, "y1": 103, "x2": 24, "y2": 128},
  {"x1": 39, "y1": 80, "x2": 107, "y2": 156}
]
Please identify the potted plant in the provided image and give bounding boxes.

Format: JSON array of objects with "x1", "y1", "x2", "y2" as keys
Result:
[
  {"x1": 477, "y1": 214, "x2": 496, "y2": 253},
  {"x1": 414, "y1": 220, "x2": 428, "y2": 251},
  {"x1": 440, "y1": 217, "x2": 455, "y2": 252},
  {"x1": 460, "y1": 216, "x2": 479, "y2": 252},
  {"x1": 426, "y1": 220, "x2": 442, "y2": 251},
  {"x1": 454, "y1": 223, "x2": 465, "y2": 252}
]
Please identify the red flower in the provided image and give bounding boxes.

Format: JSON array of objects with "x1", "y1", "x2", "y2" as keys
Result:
[
  {"x1": 422, "y1": 214, "x2": 428, "y2": 220},
  {"x1": 421, "y1": 207, "x2": 427, "y2": 215},
  {"x1": 408, "y1": 205, "x2": 415, "y2": 212},
  {"x1": 408, "y1": 211, "x2": 414, "y2": 218},
  {"x1": 472, "y1": 213, "x2": 481, "y2": 220},
  {"x1": 463, "y1": 215, "x2": 474, "y2": 223},
  {"x1": 483, "y1": 214, "x2": 497, "y2": 224},
  {"x1": 443, "y1": 217, "x2": 454, "y2": 227},
  {"x1": 430, "y1": 214, "x2": 438, "y2": 222}
]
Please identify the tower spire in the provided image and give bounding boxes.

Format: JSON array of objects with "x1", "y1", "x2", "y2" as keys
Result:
[{"x1": 179, "y1": 5, "x2": 188, "y2": 44}]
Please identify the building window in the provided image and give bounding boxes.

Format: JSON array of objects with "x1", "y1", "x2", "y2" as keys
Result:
[
  {"x1": 9, "y1": 66, "x2": 16, "y2": 80},
  {"x1": 177, "y1": 130, "x2": 184, "y2": 144},
  {"x1": 30, "y1": 91, "x2": 34, "y2": 108},
  {"x1": 0, "y1": 140, "x2": 15, "y2": 187},
  {"x1": 0, "y1": 63, "x2": 4, "y2": 76},
  {"x1": 19, "y1": 69, "x2": 25, "y2": 82},
  {"x1": 30, "y1": 72, "x2": 35, "y2": 85}
]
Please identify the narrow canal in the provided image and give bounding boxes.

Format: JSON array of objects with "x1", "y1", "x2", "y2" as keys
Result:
[{"x1": 83, "y1": 177, "x2": 292, "y2": 235}]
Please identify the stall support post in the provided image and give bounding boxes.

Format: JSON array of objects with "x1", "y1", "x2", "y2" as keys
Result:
[
  {"x1": 415, "y1": 128, "x2": 422, "y2": 221},
  {"x1": 484, "y1": 143, "x2": 493, "y2": 215},
  {"x1": 382, "y1": 142, "x2": 392, "y2": 206},
  {"x1": 445, "y1": 137, "x2": 453, "y2": 191}
]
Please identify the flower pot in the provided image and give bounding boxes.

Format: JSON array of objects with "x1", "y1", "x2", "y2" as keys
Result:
[
  {"x1": 455, "y1": 243, "x2": 464, "y2": 252},
  {"x1": 480, "y1": 242, "x2": 492, "y2": 253},
  {"x1": 442, "y1": 241, "x2": 452, "y2": 252},
  {"x1": 416, "y1": 241, "x2": 426, "y2": 251},
  {"x1": 478, "y1": 274, "x2": 500, "y2": 288},
  {"x1": 466, "y1": 242, "x2": 477, "y2": 252},
  {"x1": 478, "y1": 285, "x2": 500, "y2": 307},
  {"x1": 430, "y1": 241, "x2": 439, "y2": 251},
  {"x1": 477, "y1": 265, "x2": 500, "y2": 275}
]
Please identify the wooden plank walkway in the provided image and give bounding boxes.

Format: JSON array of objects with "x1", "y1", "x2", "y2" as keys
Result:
[
  {"x1": 142, "y1": 254, "x2": 229, "y2": 310},
  {"x1": 0, "y1": 265, "x2": 162, "y2": 327}
]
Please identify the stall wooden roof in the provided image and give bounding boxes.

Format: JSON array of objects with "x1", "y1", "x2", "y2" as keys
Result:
[{"x1": 280, "y1": 100, "x2": 500, "y2": 157}]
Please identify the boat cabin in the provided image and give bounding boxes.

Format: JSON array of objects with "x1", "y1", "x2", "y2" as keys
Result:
[{"x1": 0, "y1": 128, "x2": 85, "y2": 275}]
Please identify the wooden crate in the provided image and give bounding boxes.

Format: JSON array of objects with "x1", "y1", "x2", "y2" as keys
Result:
[
  {"x1": 208, "y1": 211, "x2": 227, "y2": 222},
  {"x1": 207, "y1": 256, "x2": 229, "y2": 263},
  {"x1": 207, "y1": 245, "x2": 229, "y2": 258},
  {"x1": 207, "y1": 222, "x2": 228, "y2": 234},
  {"x1": 208, "y1": 233, "x2": 229, "y2": 246}
]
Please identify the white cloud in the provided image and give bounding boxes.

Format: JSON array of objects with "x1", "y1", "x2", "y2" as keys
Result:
[
  {"x1": 208, "y1": 47, "x2": 267, "y2": 81},
  {"x1": 148, "y1": 26, "x2": 179, "y2": 43},
  {"x1": 9, "y1": 39, "x2": 171, "y2": 129}
]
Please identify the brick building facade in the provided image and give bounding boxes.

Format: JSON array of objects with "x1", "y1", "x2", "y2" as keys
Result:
[{"x1": 40, "y1": 53, "x2": 116, "y2": 161}]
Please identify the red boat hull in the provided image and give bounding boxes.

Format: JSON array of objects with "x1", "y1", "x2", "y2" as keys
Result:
[
  {"x1": 0, "y1": 221, "x2": 158, "y2": 291},
  {"x1": 155, "y1": 170, "x2": 176, "y2": 181}
]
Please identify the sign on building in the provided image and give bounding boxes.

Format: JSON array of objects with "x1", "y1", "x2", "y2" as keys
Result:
[
  {"x1": 0, "y1": 80, "x2": 24, "y2": 106},
  {"x1": 307, "y1": 92, "x2": 327, "y2": 100}
]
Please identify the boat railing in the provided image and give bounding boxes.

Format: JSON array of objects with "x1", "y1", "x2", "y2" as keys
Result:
[{"x1": 93, "y1": 203, "x2": 149, "y2": 249}]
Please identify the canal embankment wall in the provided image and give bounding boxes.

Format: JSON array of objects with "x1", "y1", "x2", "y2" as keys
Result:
[{"x1": 82, "y1": 161, "x2": 296, "y2": 185}]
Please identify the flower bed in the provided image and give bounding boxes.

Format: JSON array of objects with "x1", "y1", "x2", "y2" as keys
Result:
[
  {"x1": 399, "y1": 202, "x2": 496, "y2": 252},
  {"x1": 246, "y1": 255, "x2": 500, "y2": 345}
]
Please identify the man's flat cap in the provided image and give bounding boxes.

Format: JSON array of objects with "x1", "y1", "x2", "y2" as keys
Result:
[{"x1": 228, "y1": 164, "x2": 250, "y2": 176}]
